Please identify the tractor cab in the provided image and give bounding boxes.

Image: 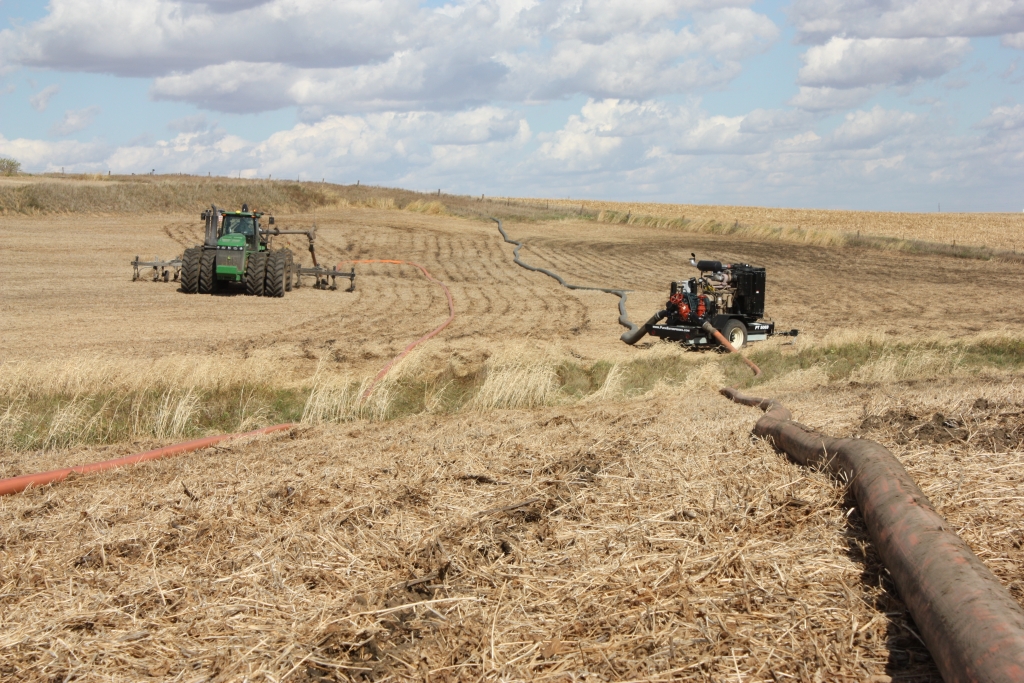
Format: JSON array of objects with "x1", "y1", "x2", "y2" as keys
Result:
[{"x1": 218, "y1": 211, "x2": 264, "y2": 250}]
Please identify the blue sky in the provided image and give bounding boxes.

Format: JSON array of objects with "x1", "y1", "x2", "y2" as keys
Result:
[{"x1": 1, "y1": 0, "x2": 1023, "y2": 211}]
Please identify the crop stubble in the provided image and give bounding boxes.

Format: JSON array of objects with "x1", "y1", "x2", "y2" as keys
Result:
[
  {"x1": 522, "y1": 198, "x2": 1024, "y2": 252},
  {"x1": 1, "y1": 202, "x2": 1023, "y2": 680}
]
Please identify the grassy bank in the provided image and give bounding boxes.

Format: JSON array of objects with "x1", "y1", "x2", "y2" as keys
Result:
[
  {"x1": 0, "y1": 175, "x2": 582, "y2": 223},
  {"x1": 4, "y1": 335, "x2": 1022, "y2": 454},
  {"x1": 6, "y1": 174, "x2": 1021, "y2": 263},
  {"x1": 591, "y1": 208, "x2": 1024, "y2": 264}
]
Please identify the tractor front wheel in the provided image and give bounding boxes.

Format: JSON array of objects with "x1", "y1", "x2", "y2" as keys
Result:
[
  {"x1": 198, "y1": 249, "x2": 218, "y2": 294},
  {"x1": 180, "y1": 247, "x2": 201, "y2": 293},
  {"x1": 265, "y1": 250, "x2": 286, "y2": 298},
  {"x1": 245, "y1": 252, "x2": 267, "y2": 296}
]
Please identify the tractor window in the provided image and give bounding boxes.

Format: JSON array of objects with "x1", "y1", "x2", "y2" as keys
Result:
[{"x1": 222, "y1": 215, "x2": 256, "y2": 236}]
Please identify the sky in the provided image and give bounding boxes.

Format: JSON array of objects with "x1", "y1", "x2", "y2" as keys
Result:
[{"x1": 0, "y1": 0, "x2": 1022, "y2": 211}]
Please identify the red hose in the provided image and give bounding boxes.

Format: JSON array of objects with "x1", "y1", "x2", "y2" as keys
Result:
[
  {"x1": 701, "y1": 321, "x2": 762, "y2": 378},
  {"x1": 0, "y1": 259, "x2": 455, "y2": 497},
  {"x1": 338, "y1": 259, "x2": 455, "y2": 399},
  {"x1": 0, "y1": 424, "x2": 294, "y2": 497}
]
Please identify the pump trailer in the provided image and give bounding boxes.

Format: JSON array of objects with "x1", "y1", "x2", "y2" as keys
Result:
[{"x1": 622, "y1": 254, "x2": 797, "y2": 348}]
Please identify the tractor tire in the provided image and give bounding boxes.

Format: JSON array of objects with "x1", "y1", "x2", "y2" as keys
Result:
[
  {"x1": 180, "y1": 247, "x2": 201, "y2": 293},
  {"x1": 721, "y1": 319, "x2": 747, "y2": 349},
  {"x1": 245, "y1": 251, "x2": 267, "y2": 296},
  {"x1": 265, "y1": 250, "x2": 286, "y2": 298},
  {"x1": 283, "y1": 250, "x2": 294, "y2": 292},
  {"x1": 198, "y1": 249, "x2": 217, "y2": 294}
]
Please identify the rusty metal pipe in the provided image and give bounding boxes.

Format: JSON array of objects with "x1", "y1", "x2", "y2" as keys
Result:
[
  {"x1": 0, "y1": 424, "x2": 295, "y2": 497},
  {"x1": 721, "y1": 387, "x2": 1024, "y2": 682}
]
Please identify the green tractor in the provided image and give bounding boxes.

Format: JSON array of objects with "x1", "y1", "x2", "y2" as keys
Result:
[{"x1": 180, "y1": 204, "x2": 293, "y2": 296}]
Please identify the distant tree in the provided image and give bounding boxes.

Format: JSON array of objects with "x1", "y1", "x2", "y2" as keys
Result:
[{"x1": 0, "y1": 157, "x2": 21, "y2": 176}]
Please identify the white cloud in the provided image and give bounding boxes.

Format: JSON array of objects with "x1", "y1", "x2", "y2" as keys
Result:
[
  {"x1": 1, "y1": 0, "x2": 407, "y2": 78},
  {"x1": 29, "y1": 84, "x2": 59, "y2": 112},
  {"x1": 1004, "y1": 32, "x2": 1024, "y2": 49},
  {"x1": 2, "y1": 98, "x2": 1022, "y2": 210},
  {"x1": 788, "y1": 85, "x2": 878, "y2": 111},
  {"x1": 2, "y1": 0, "x2": 779, "y2": 113},
  {"x1": 979, "y1": 104, "x2": 1024, "y2": 130},
  {"x1": 167, "y1": 114, "x2": 210, "y2": 133},
  {"x1": 799, "y1": 37, "x2": 970, "y2": 89},
  {"x1": 864, "y1": 154, "x2": 905, "y2": 173},
  {"x1": 50, "y1": 106, "x2": 100, "y2": 136},
  {"x1": 0, "y1": 135, "x2": 108, "y2": 170},
  {"x1": 791, "y1": 0, "x2": 1024, "y2": 42},
  {"x1": 90, "y1": 106, "x2": 531, "y2": 182},
  {"x1": 828, "y1": 106, "x2": 918, "y2": 149}
]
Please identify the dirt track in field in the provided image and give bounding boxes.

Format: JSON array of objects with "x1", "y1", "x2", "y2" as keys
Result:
[{"x1": 3, "y1": 208, "x2": 1023, "y2": 382}]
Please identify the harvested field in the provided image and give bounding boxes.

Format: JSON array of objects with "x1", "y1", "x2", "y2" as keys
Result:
[
  {"x1": 1, "y1": 176, "x2": 1023, "y2": 681},
  {"x1": 518, "y1": 197, "x2": 1024, "y2": 253}
]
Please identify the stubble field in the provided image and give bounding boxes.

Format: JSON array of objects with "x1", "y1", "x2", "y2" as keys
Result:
[{"x1": 1, "y1": 177, "x2": 1023, "y2": 682}]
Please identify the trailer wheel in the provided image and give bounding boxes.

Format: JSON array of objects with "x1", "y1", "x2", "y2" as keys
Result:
[
  {"x1": 265, "y1": 251, "x2": 286, "y2": 298},
  {"x1": 721, "y1": 319, "x2": 747, "y2": 349},
  {"x1": 198, "y1": 249, "x2": 217, "y2": 294},
  {"x1": 180, "y1": 247, "x2": 201, "y2": 293},
  {"x1": 245, "y1": 252, "x2": 267, "y2": 296}
]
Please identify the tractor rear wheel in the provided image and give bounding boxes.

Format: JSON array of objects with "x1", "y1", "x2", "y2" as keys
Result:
[
  {"x1": 721, "y1": 319, "x2": 747, "y2": 349},
  {"x1": 245, "y1": 252, "x2": 267, "y2": 296},
  {"x1": 265, "y1": 250, "x2": 286, "y2": 298},
  {"x1": 198, "y1": 249, "x2": 217, "y2": 294},
  {"x1": 283, "y1": 250, "x2": 294, "y2": 292},
  {"x1": 180, "y1": 247, "x2": 201, "y2": 293}
]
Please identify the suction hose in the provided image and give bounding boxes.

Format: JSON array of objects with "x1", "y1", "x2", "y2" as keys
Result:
[
  {"x1": 713, "y1": 327, "x2": 1024, "y2": 679},
  {"x1": 0, "y1": 424, "x2": 294, "y2": 497},
  {"x1": 712, "y1": 333, "x2": 1024, "y2": 679},
  {"x1": 492, "y1": 219, "x2": 644, "y2": 344},
  {"x1": 721, "y1": 387, "x2": 1024, "y2": 682},
  {"x1": 620, "y1": 310, "x2": 667, "y2": 345}
]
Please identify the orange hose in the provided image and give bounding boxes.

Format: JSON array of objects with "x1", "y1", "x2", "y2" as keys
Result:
[
  {"x1": 702, "y1": 322, "x2": 762, "y2": 378},
  {"x1": 0, "y1": 424, "x2": 294, "y2": 497},
  {"x1": 0, "y1": 260, "x2": 455, "y2": 497},
  {"x1": 338, "y1": 259, "x2": 455, "y2": 399}
]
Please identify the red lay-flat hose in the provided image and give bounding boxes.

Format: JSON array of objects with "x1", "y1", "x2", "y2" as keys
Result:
[
  {"x1": 0, "y1": 259, "x2": 455, "y2": 497},
  {"x1": 0, "y1": 424, "x2": 295, "y2": 497},
  {"x1": 338, "y1": 259, "x2": 455, "y2": 399}
]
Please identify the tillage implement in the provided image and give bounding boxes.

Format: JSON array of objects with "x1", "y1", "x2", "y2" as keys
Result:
[
  {"x1": 623, "y1": 254, "x2": 797, "y2": 348},
  {"x1": 176, "y1": 204, "x2": 355, "y2": 296}
]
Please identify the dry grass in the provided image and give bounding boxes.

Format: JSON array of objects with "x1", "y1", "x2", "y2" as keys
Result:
[
  {"x1": 2, "y1": 373, "x2": 1021, "y2": 681},
  {"x1": 517, "y1": 197, "x2": 1024, "y2": 253},
  {"x1": 1, "y1": 175, "x2": 1023, "y2": 680},
  {"x1": 0, "y1": 176, "x2": 570, "y2": 224},
  {"x1": 0, "y1": 355, "x2": 297, "y2": 397},
  {"x1": 470, "y1": 348, "x2": 559, "y2": 411}
]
